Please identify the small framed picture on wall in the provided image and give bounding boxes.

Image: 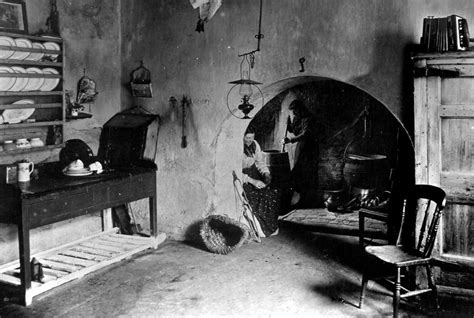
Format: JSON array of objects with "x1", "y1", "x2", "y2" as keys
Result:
[{"x1": 0, "y1": 0, "x2": 27, "y2": 34}]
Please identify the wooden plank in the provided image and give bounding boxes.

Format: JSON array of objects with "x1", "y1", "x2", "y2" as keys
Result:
[
  {"x1": 425, "y1": 64, "x2": 474, "y2": 76},
  {"x1": 59, "y1": 250, "x2": 109, "y2": 262},
  {"x1": 0, "y1": 273, "x2": 21, "y2": 286},
  {"x1": 41, "y1": 274, "x2": 57, "y2": 284},
  {"x1": 414, "y1": 75, "x2": 429, "y2": 184},
  {"x1": 105, "y1": 233, "x2": 153, "y2": 244},
  {"x1": 94, "y1": 237, "x2": 138, "y2": 248},
  {"x1": 440, "y1": 172, "x2": 474, "y2": 202},
  {"x1": 79, "y1": 241, "x2": 124, "y2": 253},
  {"x1": 442, "y1": 203, "x2": 473, "y2": 258},
  {"x1": 0, "y1": 121, "x2": 63, "y2": 130},
  {"x1": 438, "y1": 285, "x2": 474, "y2": 298},
  {"x1": 440, "y1": 105, "x2": 474, "y2": 117},
  {"x1": 427, "y1": 76, "x2": 441, "y2": 186},
  {"x1": 440, "y1": 119, "x2": 474, "y2": 172},
  {"x1": 42, "y1": 268, "x2": 68, "y2": 278},
  {"x1": 43, "y1": 255, "x2": 98, "y2": 268},
  {"x1": 69, "y1": 246, "x2": 116, "y2": 258},
  {"x1": 0, "y1": 273, "x2": 42, "y2": 288},
  {"x1": 37, "y1": 259, "x2": 81, "y2": 273},
  {"x1": 441, "y1": 78, "x2": 474, "y2": 104},
  {"x1": 425, "y1": 58, "x2": 474, "y2": 65},
  {"x1": 0, "y1": 103, "x2": 62, "y2": 110}
]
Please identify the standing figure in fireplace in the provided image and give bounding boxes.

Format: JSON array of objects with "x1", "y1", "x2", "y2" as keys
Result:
[
  {"x1": 242, "y1": 126, "x2": 282, "y2": 236},
  {"x1": 282, "y1": 99, "x2": 320, "y2": 208}
]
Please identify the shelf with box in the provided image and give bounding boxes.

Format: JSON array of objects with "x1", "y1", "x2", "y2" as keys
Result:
[{"x1": 0, "y1": 32, "x2": 64, "y2": 162}]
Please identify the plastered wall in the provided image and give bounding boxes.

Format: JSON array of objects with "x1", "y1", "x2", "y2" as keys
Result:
[{"x1": 120, "y1": 0, "x2": 474, "y2": 240}]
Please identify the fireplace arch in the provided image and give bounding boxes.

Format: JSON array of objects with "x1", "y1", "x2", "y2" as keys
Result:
[{"x1": 214, "y1": 76, "x2": 413, "y2": 218}]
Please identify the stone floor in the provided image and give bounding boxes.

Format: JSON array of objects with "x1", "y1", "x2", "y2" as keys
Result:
[{"x1": 1, "y1": 209, "x2": 473, "y2": 317}]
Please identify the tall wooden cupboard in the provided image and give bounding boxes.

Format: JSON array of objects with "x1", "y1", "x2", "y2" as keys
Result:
[{"x1": 413, "y1": 51, "x2": 474, "y2": 294}]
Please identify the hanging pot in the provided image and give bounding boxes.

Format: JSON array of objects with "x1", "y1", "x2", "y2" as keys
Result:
[{"x1": 343, "y1": 137, "x2": 388, "y2": 190}]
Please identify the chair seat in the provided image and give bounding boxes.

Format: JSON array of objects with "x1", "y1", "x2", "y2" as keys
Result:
[{"x1": 365, "y1": 245, "x2": 431, "y2": 267}]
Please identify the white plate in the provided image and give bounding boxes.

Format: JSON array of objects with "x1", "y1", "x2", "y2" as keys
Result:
[
  {"x1": 0, "y1": 66, "x2": 16, "y2": 91},
  {"x1": 43, "y1": 41, "x2": 60, "y2": 61},
  {"x1": 24, "y1": 67, "x2": 44, "y2": 91},
  {"x1": 63, "y1": 169, "x2": 92, "y2": 176},
  {"x1": 0, "y1": 36, "x2": 15, "y2": 59},
  {"x1": 10, "y1": 66, "x2": 28, "y2": 92},
  {"x1": 2, "y1": 99, "x2": 35, "y2": 124},
  {"x1": 64, "y1": 167, "x2": 90, "y2": 174},
  {"x1": 40, "y1": 67, "x2": 59, "y2": 91},
  {"x1": 10, "y1": 38, "x2": 32, "y2": 60},
  {"x1": 27, "y1": 42, "x2": 45, "y2": 61}
]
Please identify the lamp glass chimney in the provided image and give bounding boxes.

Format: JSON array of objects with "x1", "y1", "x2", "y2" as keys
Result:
[{"x1": 238, "y1": 71, "x2": 253, "y2": 98}]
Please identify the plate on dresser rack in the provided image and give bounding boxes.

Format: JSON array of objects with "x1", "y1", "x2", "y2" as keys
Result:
[
  {"x1": 42, "y1": 41, "x2": 60, "y2": 61},
  {"x1": 10, "y1": 38, "x2": 32, "y2": 60},
  {"x1": 0, "y1": 36, "x2": 15, "y2": 59},
  {"x1": 10, "y1": 66, "x2": 28, "y2": 92},
  {"x1": 40, "y1": 68, "x2": 59, "y2": 91},
  {"x1": 24, "y1": 67, "x2": 44, "y2": 91},
  {"x1": 0, "y1": 66, "x2": 16, "y2": 91},
  {"x1": 1, "y1": 99, "x2": 35, "y2": 124},
  {"x1": 27, "y1": 42, "x2": 45, "y2": 61}
]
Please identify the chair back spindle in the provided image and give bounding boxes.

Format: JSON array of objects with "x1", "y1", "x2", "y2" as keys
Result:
[{"x1": 397, "y1": 185, "x2": 447, "y2": 257}]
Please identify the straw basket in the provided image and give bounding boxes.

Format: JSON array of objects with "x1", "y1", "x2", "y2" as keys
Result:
[{"x1": 200, "y1": 215, "x2": 249, "y2": 255}]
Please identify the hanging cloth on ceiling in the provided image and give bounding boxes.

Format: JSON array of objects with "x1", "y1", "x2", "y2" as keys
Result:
[{"x1": 189, "y1": 0, "x2": 222, "y2": 32}]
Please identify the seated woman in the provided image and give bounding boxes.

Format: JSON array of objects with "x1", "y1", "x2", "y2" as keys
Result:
[{"x1": 242, "y1": 127, "x2": 282, "y2": 237}]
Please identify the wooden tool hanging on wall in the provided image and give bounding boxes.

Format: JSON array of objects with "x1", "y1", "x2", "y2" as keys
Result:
[{"x1": 181, "y1": 96, "x2": 190, "y2": 148}]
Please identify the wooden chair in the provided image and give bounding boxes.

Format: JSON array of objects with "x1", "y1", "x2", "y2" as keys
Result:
[
  {"x1": 359, "y1": 166, "x2": 403, "y2": 248},
  {"x1": 359, "y1": 207, "x2": 390, "y2": 248},
  {"x1": 359, "y1": 184, "x2": 447, "y2": 317}
]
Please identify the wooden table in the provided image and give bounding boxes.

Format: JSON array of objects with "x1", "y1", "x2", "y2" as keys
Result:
[{"x1": 0, "y1": 164, "x2": 161, "y2": 305}]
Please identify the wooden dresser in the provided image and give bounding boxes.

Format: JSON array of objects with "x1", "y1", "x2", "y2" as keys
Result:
[
  {"x1": 0, "y1": 164, "x2": 163, "y2": 305},
  {"x1": 413, "y1": 51, "x2": 474, "y2": 294}
]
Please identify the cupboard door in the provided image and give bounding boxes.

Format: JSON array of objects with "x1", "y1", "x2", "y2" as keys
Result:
[
  {"x1": 439, "y1": 78, "x2": 474, "y2": 261},
  {"x1": 414, "y1": 55, "x2": 474, "y2": 291}
]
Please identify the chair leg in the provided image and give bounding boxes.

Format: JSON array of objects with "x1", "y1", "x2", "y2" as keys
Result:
[
  {"x1": 426, "y1": 265, "x2": 439, "y2": 310},
  {"x1": 359, "y1": 264, "x2": 369, "y2": 309},
  {"x1": 393, "y1": 267, "x2": 401, "y2": 318},
  {"x1": 359, "y1": 213, "x2": 365, "y2": 249}
]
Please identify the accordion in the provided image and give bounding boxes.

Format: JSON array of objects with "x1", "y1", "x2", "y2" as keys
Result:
[{"x1": 421, "y1": 15, "x2": 470, "y2": 52}]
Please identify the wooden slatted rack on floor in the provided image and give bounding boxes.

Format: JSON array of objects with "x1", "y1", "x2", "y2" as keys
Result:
[{"x1": 0, "y1": 228, "x2": 165, "y2": 301}]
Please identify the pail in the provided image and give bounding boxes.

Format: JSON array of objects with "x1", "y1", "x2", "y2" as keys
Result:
[{"x1": 261, "y1": 150, "x2": 291, "y2": 186}]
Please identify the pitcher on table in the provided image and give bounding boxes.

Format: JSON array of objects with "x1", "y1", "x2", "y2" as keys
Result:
[{"x1": 17, "y1": 159, "x2": 34, "y2": 182}]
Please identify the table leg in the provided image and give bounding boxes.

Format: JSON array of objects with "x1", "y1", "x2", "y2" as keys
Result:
[
  {"x1": 148, "y1": 195, "x2": 166, "y2": 248},
  {"x1": 101, "y1": 208, "x2": 113, "y2": 231},
  {"x1": 18, "y1": 209, "x2": 33, "y2": 306}
]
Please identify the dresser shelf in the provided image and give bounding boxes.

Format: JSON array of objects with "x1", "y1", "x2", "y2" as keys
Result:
[{"x1": 0, "y1": 32, "x2": 64, "y2": 162}]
